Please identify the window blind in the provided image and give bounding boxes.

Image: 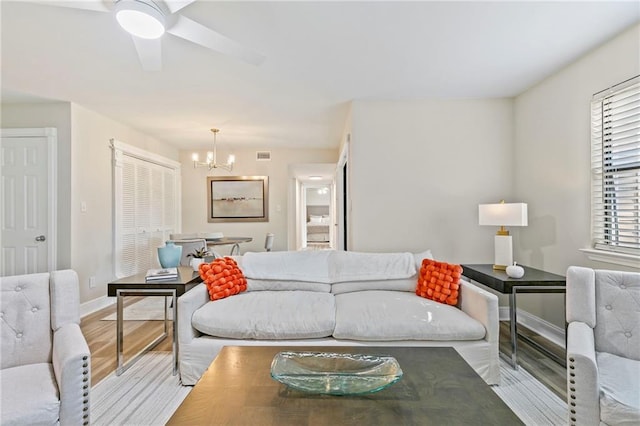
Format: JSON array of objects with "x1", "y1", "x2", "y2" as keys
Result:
[{"x1": 591, "y1": 76, "x2": 640, "y2": 255}]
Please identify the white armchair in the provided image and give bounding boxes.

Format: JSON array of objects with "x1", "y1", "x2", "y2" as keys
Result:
[
  {"x1": 0, "y1": 270, "x2": 91, "y2": 425},
  {"x1": 566, "y1": 266, "x2": 640, "y2": 426}
]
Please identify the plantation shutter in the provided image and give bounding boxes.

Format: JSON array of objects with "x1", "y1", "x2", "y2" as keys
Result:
[
  {"x1": 591, "y1": 76, "x2": 640, "y2": 255},
  {"x1": 112, "y1": 140, "x2": 181, "y2": 277}
]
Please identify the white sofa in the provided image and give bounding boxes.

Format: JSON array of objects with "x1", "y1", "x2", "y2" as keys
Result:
[{"x1": 178, "y1": 250, "x2": 500, "y2": 386}]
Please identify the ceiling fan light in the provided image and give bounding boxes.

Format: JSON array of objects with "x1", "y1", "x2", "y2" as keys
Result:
[{"x1": 115, "y1": 0, "x2": 165, "y2": 39}]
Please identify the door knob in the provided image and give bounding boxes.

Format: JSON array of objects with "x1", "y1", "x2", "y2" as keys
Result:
[{"x1": 35, "y1": 235, "x2": 46, "y2": 242}]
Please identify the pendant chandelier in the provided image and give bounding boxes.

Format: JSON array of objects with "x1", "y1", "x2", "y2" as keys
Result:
[{"x1": 192, "y1": 128, "x2": 235, "y2": 171}]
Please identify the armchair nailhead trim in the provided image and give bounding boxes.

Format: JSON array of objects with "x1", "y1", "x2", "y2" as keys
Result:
[
  {"x1": 568, "y1": 357, "x2": 577, "y2": 426},
  {"x1": 81, "y1": 356, "x2": 90, "y2": 425}
]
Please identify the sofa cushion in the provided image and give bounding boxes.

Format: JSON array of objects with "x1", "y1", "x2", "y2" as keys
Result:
[
  {"x1": 333, "y1": 291, "x2": 486, "y2": 341},
  {"x1": 192, "y1": 291, "x2": 336, "y2": 339},
  {"x1": 331, "y1": 278, "x2": 416, "y2": 295},
  {"x1": 1, "y1": 273, "x2": 52, "y2": 369},
  {"x1": 598, "y1": 351, "x2": 640, "y2": 425},
  {"x1": 0, "y1": 363, "x2": 60, "y2": 425},
  {"x1": 247, "y1": 279, "x2": 331, "y2": 293},
  {"x1": 594, "y1": 270, "x2": 640, "y2": 360},
  {"x1": 241, "y1": 251, "x2": 332, "y2": 283},
  {"x1": 329, "y1": 251, "x2": 416, "y2": 282}
]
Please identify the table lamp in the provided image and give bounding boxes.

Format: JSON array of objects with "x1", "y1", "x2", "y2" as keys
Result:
[{"x1": 478, "y1": 202, "x2": 528, "y2": 270}]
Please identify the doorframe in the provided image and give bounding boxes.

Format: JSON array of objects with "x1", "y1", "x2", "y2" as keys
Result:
[
  {"x1": 0, "y1": 127, "x2": 58, "y2": 272},
  {"x1": 335, "y1": 141, "x2": 349, "y2": 251}
]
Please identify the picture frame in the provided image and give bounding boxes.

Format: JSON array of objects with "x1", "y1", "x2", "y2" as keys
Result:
[{"x1": 207, "y1": 176, "x2": 269, "y2": 223}]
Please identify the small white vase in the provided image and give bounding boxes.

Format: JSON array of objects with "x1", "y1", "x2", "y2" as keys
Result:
[
  {"x1": 190, "y1": 258, "x2": 204, "y2": 272},
  {"x1": 506, "y1": 262, "x2": 525, "y2": 279}
]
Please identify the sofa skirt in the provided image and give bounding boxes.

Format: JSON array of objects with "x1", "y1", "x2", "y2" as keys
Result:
[{"x1": 179, "y1": 337, "x2": 498, "y2": 386}]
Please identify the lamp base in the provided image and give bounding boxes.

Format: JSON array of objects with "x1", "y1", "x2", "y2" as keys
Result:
[{"x1": 494, "y1": 234, "x2": 513, "y2": 271}]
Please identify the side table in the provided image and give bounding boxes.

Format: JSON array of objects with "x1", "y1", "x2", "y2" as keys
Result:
[
  {"x1": 461, "y1": 264, "x2": 566, "y2": 369},
  {"x1": 108, "y1": 267, "x2": 202, "y2": 375}
]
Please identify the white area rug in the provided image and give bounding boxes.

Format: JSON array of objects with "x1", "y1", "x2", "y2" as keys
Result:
[
  {"x1": 91, "y1": 353, "x2": 189, "y2": 425},
  {"x1": 101, "y1": 297, "x2": 173, "y2": 321},
  {"x1": 91, "y1": 352, "x2": 567, "y2": 425},
  {"x1": 494, "y1": 362, "x2": 567, "y2": 425}
]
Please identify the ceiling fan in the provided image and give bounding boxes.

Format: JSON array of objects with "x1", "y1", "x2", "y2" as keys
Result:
[{"x1": 27, "y1": 0, "x2": 265, "y2": 71}]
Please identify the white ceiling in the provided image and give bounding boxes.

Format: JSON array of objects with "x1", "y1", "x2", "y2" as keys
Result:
[{"x1": 2, "y1": 1, "x2": 639, "y2": 152}]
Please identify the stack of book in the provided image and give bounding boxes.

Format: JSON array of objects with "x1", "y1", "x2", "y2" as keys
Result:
[{"x1": 145, "y1": 267, "x2": 178, "y2": 281}]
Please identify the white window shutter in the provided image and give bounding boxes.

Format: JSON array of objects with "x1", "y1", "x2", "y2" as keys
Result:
[
  {"x1": 112, "y1": 140, "x2": 181, "y2": 277},
  {"x1": 591, "y1": 76, "x2": 640, "y2": 256}
]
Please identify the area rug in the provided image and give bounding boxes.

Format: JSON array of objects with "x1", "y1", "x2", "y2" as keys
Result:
[
  {"x1": 91, "y1": 353, "x2": 189, "y2": 425},
  {"x1": 91, "y1": 352, "x2": 567, "y2": 425},
  {"x1": 100, "y1": 297, "x2": 173, "y2": 321}
]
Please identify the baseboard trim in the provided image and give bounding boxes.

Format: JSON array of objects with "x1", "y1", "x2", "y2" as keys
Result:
[
  {"x1": 499, "y1": 307, "x2": 566, "y2": 349},
  {"x1": 81, "y1": 296, "x2": 114, "y2": 318}
]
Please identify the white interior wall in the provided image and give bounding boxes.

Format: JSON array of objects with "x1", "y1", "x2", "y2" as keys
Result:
[
  {"x1": 69, "y1": 104, "x2": 179, "y2": 304},
  {"x1": 512, "y1": 23, "x2": 640, "y2": 327},
  {"x1": 306, "y1": 187, "x2": 330, "y2": 206},
  {"x1": 1, "y1": 102, "x2": 73, "y2": 270},
  {"x1": 180, "y1": 147, "x2": 338, "y2": 254},
  {"x1": 348, "y1": 99, "x2": 514, "y2": 262},
  {"x1": 0, "y1": 102, "x2": 179, "y2": 306}
]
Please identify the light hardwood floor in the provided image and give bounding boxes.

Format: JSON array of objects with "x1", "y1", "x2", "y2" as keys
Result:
[
  {"x1": 80, "y1": 297, "x2": 173, "y2": 385},
  {"x1": 82, "y1": 300, "x2": 567, "y2": 401}
]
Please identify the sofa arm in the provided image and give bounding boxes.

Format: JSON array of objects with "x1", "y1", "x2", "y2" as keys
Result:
[
  {"x1": 459, "y1": 279, "x2": 499, "y2": 346},
  {"x1": 567, "y1": 321, "x2": 600, "y2": 426},
  {"x1": 53, "y1": 323, "x2": 91, "y2": 426},
  {"x1": 177, "y1": 283, "x2": 209, "y2": 345}
]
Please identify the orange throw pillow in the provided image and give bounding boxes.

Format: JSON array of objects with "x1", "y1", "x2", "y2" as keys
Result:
[
  {"x1": 416, "y1": 259, "x2": 462, "y2": 306},
  {"x1": 199, "y1": 257, "x2": 247, "y2": 301}
]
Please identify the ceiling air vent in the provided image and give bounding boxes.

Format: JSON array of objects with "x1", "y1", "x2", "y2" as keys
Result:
[{"x1": 256, "y1": 151, "x2": 271, "y2": 161}]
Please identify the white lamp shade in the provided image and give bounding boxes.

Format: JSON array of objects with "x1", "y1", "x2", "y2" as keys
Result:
[{"x1": 479, "y1": 203, "x2": 528, "y2": 227}]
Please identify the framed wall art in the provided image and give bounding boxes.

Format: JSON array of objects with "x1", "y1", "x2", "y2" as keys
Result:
[{"x1": 207, "y1": 176, "x2": 269, "y2": 222}]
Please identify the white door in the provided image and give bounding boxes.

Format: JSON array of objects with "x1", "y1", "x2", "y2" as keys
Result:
[{"x1": 1, "y1": 128, "x2": 57, "y2": 276}]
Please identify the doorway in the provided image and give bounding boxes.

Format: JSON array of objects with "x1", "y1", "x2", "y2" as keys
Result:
[
  {"x1": 303, "y1": 184, "x2": 333, "y2": 250},
  {"x1": 1, "y1": 128, "x2": 57, "y2": 276},
  {"x1": 289, "y1": 163, "x2": 336, "y2": 251}
]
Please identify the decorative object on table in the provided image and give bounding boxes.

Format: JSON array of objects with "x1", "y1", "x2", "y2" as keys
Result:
[
  {"x1": 202, "y1": 232, "x2": 224, "y2": 240},
  {"x1": 145, "y1": 267, "x2": 178, "y2": 281},
  {"x1": 187, "y1": 247, "x2": 211, "y2": 271},
  {"x1": 478, "y1": 201, "x2": 528, "y2": 270},
  {"x1": 157, "y1": 241, "x2": 182, "y2": 268},
  {"x1": 270, "y1": 351, "x2": 403, "y2": 395},
  {"x1": 506, "y1": 262, "x2": 525, "y2": 278},
  {"x1": 192, "y1": 128, "x2": 235, "y2": 171},
  {"x1": 416, "y1": 259, "x2": 461, "y2": 305},
  {"x1": 207, "y1": 175, "x2": 269, "y2": 223}
]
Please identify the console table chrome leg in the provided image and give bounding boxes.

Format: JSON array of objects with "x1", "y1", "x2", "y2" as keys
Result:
[
  {"x1": 230, "y1": 243, "x2": 240, "y2": 255},
  {"x1": 513, "y1": 286, "x2": 567, "y2": 368},
  {"x1": 115, "y1": 289, "x2": 174, "y2": 376},
  {"x1": 172, "y1": 293, "x2": 178, "y2": 375},
  {"x1": 116, "y1": 293, "x2": 124, "y2": 374},
  {"x1": 508, "y1": 291, "x2": 519, "y2": 369}
]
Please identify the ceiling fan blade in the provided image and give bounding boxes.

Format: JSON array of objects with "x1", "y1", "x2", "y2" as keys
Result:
[
  {"x1": 163, "y1": 0, "x2": 196, "y2": 14},
  {"x1": 20, "y1": 0, "x2": 110, "y2": 12},
  {"x1": 131, "y1": 36, "x2": 162, "y2": 72},
  {"x1": 167, "y1": 15, "x2": 265, "y2": 66}
]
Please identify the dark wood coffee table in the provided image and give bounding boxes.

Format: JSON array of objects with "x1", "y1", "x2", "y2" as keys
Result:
[{"x1": 167, "y1": 346, "x2": 522, "y2": 425}]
